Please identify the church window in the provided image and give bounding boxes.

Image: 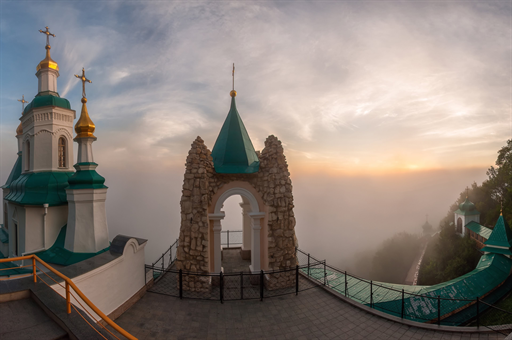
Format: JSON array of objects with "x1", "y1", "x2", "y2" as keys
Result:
[
  {"x1": 25, "y1": 140, "x2": 30, "y2": 171},
  {"x1": 58, "y1": 137, "x2": 66, "y2": 168},
  {"x1": 456, "y1": 218, "x2": 462, "y2": 234}
]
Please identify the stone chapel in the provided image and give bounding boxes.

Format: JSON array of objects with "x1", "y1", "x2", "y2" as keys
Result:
[{"x1": 176, "y1": 74, "x2": 299, "y2": 291}]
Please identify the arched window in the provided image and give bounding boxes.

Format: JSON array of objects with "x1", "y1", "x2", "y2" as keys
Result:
[
  {"x1": 456, "y1": 218, "x2": 462, "y2": 234},
  {"x1": 58, "y1": 137, "x2": 66, "y2": 168},
  {"x1": 25, "y1": 140, "x2": 30, "y2": 171}
]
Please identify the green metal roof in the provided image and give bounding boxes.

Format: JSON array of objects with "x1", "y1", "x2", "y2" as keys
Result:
[
  {"x1": 0, "y1": 225, "x2": 8, "y2": 244},
  {"x1": 32, "y1": 225, "x2": 109, "y2": 266},
  {"x1": 480, "y1": 246, "x2": 512, "y2": 256},
  {"x1": 465, "y1": 221, "x2": 492, "y2": 239},
  {"x1": 307, "y1": 253, "x2": 512, "y2": 324},
  {"x1": 0, "y1": 249, "x2": 32, "y2": 277},
  {"x1": 484, "y1": 215, "x2": 512, "y2": 249},
  {"x1": 1, "y1": 152, "x2": 22, "y2": 189},
  {"x1": 455, "y1": 198, "x2": 479, "y2": 216},
  {"x1": 68, "y1": 163, "x2": 107, "y2": 190},
  {"x1": 211, "y1": 96, "x2": 260, "y2": 174},
  {"x1": 4, "y1": 171, "x2": 74, "y2": 206},
  {"x1": 23, "y1": 94, "x2": 71, "y2": 115}
]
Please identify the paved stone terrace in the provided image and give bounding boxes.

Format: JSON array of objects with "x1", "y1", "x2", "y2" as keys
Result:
[{"x1": 110, "y1": 286, "x2": 507, "y2": 339}]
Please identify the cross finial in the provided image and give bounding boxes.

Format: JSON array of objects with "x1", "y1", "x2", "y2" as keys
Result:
[
  {"x1": 74, "y1": 68, "x2": 92, "y2": 99},
  {"x1": 17, "y1": 95, "x2": 28, "y2": 112},
  {"x1": 501, "y1": 200, "x2": 503, "y2": 216},
  {"x1": 466, "y1": 187, "x2": 469, "y2": 198},
  {"x1": 39, "y1": 26, "x2": 55, "y2": 48},
  {"x1": 232, "y1": 63, "x2": 235, "y2": 91}
]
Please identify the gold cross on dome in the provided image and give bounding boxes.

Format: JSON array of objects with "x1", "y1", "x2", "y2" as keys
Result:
[
  {"x1": 39, "y1": 26, "x2": 55, "y2": 47},
  {"x1": 17, "y1": 95, "x2": 28, "y2": 111},
  {"x1": 74, "y1": 68, "x2": 92, "y2": 98}
]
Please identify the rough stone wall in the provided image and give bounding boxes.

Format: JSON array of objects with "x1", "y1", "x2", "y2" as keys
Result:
[
  {"x1": 175, "y1": 137, "x2": 214, "y2": 293},
  {"x1": 176, "y1": 135, "x2": 298, "y2": 291}
]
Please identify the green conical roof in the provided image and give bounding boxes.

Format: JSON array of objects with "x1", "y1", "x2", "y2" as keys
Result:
[
  {"x1": 211, "y1": 96, "x2": 259, "y2": 174},
  {"x1": 484, "y1": 215, "x2": 512, "y2": 249}
]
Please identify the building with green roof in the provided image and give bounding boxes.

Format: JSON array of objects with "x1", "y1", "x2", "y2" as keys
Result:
[
  {"x1": 455, "y1": 197, "x2": 481, "y2": 238},
  {"x1": 211, "y1": 90, "x2": 260, "y2": 174}
]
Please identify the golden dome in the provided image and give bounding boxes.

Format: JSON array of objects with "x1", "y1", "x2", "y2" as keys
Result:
[
  {"x1": 230, "y1": 90, "x2": 237, "y2": 97},
  {"x1": 16, "y1": 123, "x2": 23, "y2": 136},
  {"x1": 36, "y1": 46, "x2": 59, "y2": 72},
  {"x1": 75, "y1": 97, "x2": 96, "y2": 138}
]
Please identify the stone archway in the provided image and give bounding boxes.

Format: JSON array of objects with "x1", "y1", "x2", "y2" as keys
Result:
[
  {"x1": 176, "y1": 135, "x2": 298, "y2": 292},
  {"x1": 209, "y1": 186, "x2": 265, "y2": 273}
]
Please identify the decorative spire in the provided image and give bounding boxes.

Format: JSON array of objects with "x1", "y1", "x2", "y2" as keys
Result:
[
  {"x1": 74, "y1": 68, "x2": 95, "y2": 139},
  {"x1": 16, "y1": 95, "x2": 28, "y2": 136},
  {"x1": 37, "y1": 26, "x2": 59, "y2": 72},
  {"x1": 230, "y1": 63, "x2": 237, "y2": 97},
  {"x1": 501, "y1": 200, "x2": 503, "y2": 216}
]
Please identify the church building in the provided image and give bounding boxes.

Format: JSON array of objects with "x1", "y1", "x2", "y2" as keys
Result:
[{"x1": 1, "y1": 27, "x2": 110, "y2": 265}]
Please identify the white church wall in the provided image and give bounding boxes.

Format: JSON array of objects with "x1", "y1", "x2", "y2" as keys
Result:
[
  {"x1": 8, "y1": 204, "x2": 25, "y2": 256},
  {"x1": 25, "y1": 207, "x2": 44, "y2": 253},
  {"x1": 50, "y1": 237, "x2": 147, "y2": 321}
]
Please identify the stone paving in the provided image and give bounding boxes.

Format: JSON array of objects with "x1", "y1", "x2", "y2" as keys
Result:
[
  {"x1": 110, "y1": 285, "x2": 507, "y2": 339},
  {"x1": 0, "y1": 298, "x2": 68, "y2": 340}
]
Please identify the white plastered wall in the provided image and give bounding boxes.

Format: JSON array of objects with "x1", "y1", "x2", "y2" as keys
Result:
[
  {"x1": 65, "y1": 188, "x2": 109, "y2": 253},
  {"x1": 7, "y1": 204, "x2": 25, "y2": 256},
  {"x1": 455, "y1": 213, "x2": 480, "y2": 237},
  {"x1": 21, "y1": 106, "x2": 75, "y2": 173},
  {"x1": 50, "y1": 238, "x2": 147, "y2": 320},
  {"x1": 24, "y1": 205, "x2": 67, "y2": 253}
]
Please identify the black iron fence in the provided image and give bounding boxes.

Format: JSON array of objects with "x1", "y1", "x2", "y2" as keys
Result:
[
  {"x1": 146, "y1": 260, "x2": 324, "y2": 303},
  {"x1": 294, "y1": 249, "x2": 512, "y2": 335},
  {"x1": 147, "y1": 235, "x2": 512, "y2": 335}
]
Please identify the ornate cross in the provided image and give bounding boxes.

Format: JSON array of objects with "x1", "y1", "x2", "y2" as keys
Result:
[
  {"x1": 232, "y1": 63, "x2": 235, "y2": 91},
  {"x1": 17, "y1": 95, "x2": 28, "y2": 111},
  {"x1": 39, "y1": 26, "x2": 55, "y2": 47},
  {"x1": 74, "y1": 68, "x2": 92, "y2": 98}
]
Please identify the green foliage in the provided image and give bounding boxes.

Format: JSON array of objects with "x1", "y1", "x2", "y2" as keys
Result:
[
  {"x1": 418, "y1": 227, "x2": 480, "y2": 285},
  {"x1": 369, "y1": 232, "x2": 421, "y2": 284},
  {"x1": 418, "y1": 140, "x2": 512, "y2": 285}
]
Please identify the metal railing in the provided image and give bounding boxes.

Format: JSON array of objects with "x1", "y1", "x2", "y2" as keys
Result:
[
  {"x1": 221, "y1": 230, "x2": 242, "y2": 248},
  {"x1": 295, "y1": 249, "x2": 512, "y2": 335},
  {"x1": 0, "y1": 255, "x2": 136, "y2": 340},
  {"x1": 149, "y1": 235, "x2": 512, "y2": 335},
  {"x1": 146, "y1": 259, "x2": 325, "y2": 303},
  {"x1": 151, "y1": 238, "x2": 179, "y2": 277}
]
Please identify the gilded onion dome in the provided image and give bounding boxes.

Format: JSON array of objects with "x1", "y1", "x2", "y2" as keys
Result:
[
  {"x1": 36, "y1": 46, "x2": 59, "y2": 72},
  {"x1": 75, "y1": 98, "x2": 96, "y2": 138},
  {"x1": 16, "y1": 122, "x2": 23, "y2": 136}
]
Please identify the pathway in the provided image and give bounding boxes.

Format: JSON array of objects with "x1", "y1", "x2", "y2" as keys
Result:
[{"x1": 111, "y1": 285, "x2": 507, "y2": 339}]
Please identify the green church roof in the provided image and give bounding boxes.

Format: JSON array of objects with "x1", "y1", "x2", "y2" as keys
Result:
[
  {"x1": 211, "y1": 96, "x2": 260, "y2": 174},
  {"x1": 484, "y1": 214, "x2": 512, "y2": 250},
  {"x1": 68, "y1": 162, "x2": 107, "y2": 190},
  {"x1": 32, "y1": 225, "x2": 109, "y2": 266},
  {"x1": 4, "y1": 171, "x2": 74, "y2": 206},
  {"x1": 23, "y1": 94, "x2": 71, "y2": 115},
  {"x1": 454, "y1": 197, "x2": 479, "y2": 216},
  {"x1": 1, "y1": 152, "x2": 22, "y2": 189},
  {"x1": 465, "y1": 221, "x2": 492, "y2": 240}
]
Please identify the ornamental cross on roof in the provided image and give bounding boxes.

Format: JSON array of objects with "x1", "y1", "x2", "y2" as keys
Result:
[
  {"x1": 39, "y1": 26, "x2": 55, "y2": 47},
  {"x1": 75, "y1": 68, "x2": 92, "y2": 98},
  {"x1": 17, "y1": 95, "x2": 28, "y2": 111},
  {"x1": 232, "y1": 63, "x2": 235, "y2": 91}
]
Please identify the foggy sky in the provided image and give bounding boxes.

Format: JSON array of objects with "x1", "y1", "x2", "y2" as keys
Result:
[{"x1": 0, "y1": 2, "x2": 509, "y2": 265}]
